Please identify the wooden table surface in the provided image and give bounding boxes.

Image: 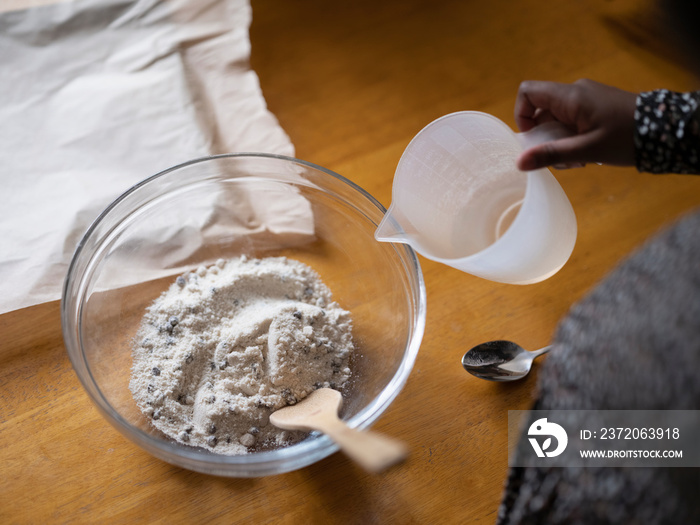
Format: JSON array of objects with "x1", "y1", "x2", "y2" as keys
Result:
[{"x1": 3, "y1": 0, "x2": 700, "y2": 523}]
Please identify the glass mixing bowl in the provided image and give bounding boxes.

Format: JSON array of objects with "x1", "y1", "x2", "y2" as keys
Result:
[{"x1": 62, "y1": 153, "x2": 426, "y2": 477}]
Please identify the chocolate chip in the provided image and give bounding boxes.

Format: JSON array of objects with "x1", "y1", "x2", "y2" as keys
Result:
[
  {"x1": 207, "y1": 436, "x2": 218, "y2": 447},
  {"x1": 179, "y1": 431, "x2": 190, "y2": 442},
  {"x1": 176, "y1": 275, "x2": 186, "y2": 287},
  {"x1": 152, "y1": 367, "x2": 161, "y2": 376},
  {"x1": 293, "y1": 310, "x2": 302, "y2": 320},
  {"x1": 281, "y1": 389, "x2": 297, "y2": 405},
  {"x1": 208, "y1": 423, "x2": 217, "y2": 434},
  {"x1": 168, "y1": 316, "x2": 179, "y2": 327},
  {"x1": 185, "y1": 353, "x2": 194, "y2": 364},
  {"x1": 255, "y1": 398, "x2": 273, "y2": 409}
]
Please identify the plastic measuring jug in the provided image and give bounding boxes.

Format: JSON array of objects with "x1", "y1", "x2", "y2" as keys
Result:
[{"x1": 374, "y1": 111, "x2": 577, "y2": 285}]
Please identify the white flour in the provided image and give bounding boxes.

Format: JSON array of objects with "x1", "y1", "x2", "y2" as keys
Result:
[{"x1": 129, "y1": 256, "x2": 354, "y2": 455}]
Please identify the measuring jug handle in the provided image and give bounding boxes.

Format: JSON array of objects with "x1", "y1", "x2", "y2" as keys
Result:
[
  {"x1": 515, "y1": 121, "x2": 590, "y2": 169},
  {"x1": 515, "y1": 121, "x2": 576, "y2": 151}
]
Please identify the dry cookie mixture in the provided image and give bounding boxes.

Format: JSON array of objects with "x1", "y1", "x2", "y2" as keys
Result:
[{"x1": 129, "y1": 256, "x2": 354, "y2": 455}]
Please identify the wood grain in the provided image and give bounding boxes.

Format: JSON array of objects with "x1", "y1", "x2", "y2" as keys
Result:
[{"x1": 2, "y1": 0, "x2": 700, "y2": 523}]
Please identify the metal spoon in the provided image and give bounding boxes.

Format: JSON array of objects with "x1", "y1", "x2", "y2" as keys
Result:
[{"x1": 461, "y1": 340, "x2": 551, "y2": 381}]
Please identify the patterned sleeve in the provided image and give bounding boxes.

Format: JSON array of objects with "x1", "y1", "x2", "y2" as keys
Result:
[{"x1": 634, "y1": 89, "x2": 700, "y2": 174}]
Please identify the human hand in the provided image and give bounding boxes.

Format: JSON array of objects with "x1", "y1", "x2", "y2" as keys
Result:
[{"x1": 514, "y1": 79, "x2": 637, "y2": 171}]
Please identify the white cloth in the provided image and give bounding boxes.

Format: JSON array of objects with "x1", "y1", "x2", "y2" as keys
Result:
[{"x1": 0, "y1": 0, "x2": 294, "y2": 314}]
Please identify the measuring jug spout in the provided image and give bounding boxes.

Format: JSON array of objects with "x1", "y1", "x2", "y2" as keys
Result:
[{"x1": 374, "y1": 207, "x2": 410, "y2": 243}]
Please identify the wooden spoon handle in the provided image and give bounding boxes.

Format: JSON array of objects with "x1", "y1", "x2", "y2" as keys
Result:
[{"x1": 316, "y1": 417, "x2": 408, "y2": 473}]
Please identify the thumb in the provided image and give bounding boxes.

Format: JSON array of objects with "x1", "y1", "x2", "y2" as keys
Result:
[{"x1": 516, "y1": 132, "x2": 600, "y2": 171}]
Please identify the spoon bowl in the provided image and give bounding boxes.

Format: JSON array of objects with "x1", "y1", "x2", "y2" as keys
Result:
[{"x1": 461, "y1": 340, "x2": 550, "y2": 381}]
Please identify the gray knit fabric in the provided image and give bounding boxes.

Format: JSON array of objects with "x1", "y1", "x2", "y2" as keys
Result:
[{"x1": 498, "y1": 209, "x2": 700, "y2": 524}]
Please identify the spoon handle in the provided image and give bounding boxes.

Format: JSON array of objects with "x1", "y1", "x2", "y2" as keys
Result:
[
  {"x1": 529, "y1": 345, "x2": 552, "y2": 358},
  {"x1": 313, "y1": 416, "x2": 409, "y2": 473}
]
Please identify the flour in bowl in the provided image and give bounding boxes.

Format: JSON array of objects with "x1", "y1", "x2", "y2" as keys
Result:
[{"x1": 129, "y1": 256, "x2": 353, "y2": 455}]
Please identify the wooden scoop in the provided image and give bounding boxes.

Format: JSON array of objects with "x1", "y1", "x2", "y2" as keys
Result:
[{"x1": 270, "y1": 388, "x2": 408, "y2": 473}]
